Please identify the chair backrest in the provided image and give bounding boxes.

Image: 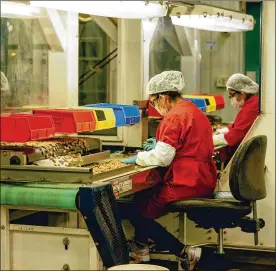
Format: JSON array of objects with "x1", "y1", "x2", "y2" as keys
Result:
[
  {"x1": 229, "y1": 135, "x2": 267, "y2": 202},
  {"x1": 78, "y1": 184, "x2": 129, "y2": 268}
]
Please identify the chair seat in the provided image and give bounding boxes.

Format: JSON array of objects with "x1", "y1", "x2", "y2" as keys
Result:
[
  {"x1": 118, "y1": 193, "x2": 252, "y2": 228},
  {"x1": 166, "y1": 198, "x2": 252, "y2": 229},
  {"x1": 119, "y1": 194, "x2": 251, "y2": 217},
  {"x1": 166, "y1": 198, "x2": 251, "y2": 215}
]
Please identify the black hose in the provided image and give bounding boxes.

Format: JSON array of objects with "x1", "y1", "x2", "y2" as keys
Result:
[
  {"x1": 79, "y1": 54, "x2": 118, "y2": 86},
  {"x1": 79, "y1": 48, "x2": 117, "y2": 81}
]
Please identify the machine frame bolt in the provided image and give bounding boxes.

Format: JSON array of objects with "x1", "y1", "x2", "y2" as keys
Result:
[
  {"x1": 63, "y1": 264, "x2": 70, "y2": 271},
  {"x1": 63, "y1": 237, "x2": 70, "y2": 250}
]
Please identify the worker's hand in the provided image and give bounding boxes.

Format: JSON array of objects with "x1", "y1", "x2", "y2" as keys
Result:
[
  {"x1": 213, "y1": 134, "x2": 228, "y2": 146},
  {"x1": 217, "y1": 127, "x2": 229, "y2": 135},
  {"x1": 142, "y1": 138, "x2": 157, "y2": 151},
  {"x1": 120, "y1": 156, "x2": 137, "y2": 164},
  {"x1": 214, "y1": 127, "x2": 229, "y2": 136}
]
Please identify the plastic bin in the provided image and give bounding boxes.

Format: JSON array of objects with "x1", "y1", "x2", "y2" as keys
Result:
[
  {"x1": 33, "y1": 109, "x2": 96, "y2": 134},
  {"x1": 182, "y1": 97, "x2": 207, "y2": 112},
  {"x1": 0, "y1": 113, "x2": 55, "y2": 142},
  {"x1": 194, "y1": 94, "x2": 217, "y2": 111},
  {"x1": 209, "y1": 94, "x2": 225, "y2": 110},
  {"x1": 182, "y1": 95, "x2": 215, "y2": 112},
  {"x1": 76, "y1": 107, "x2": 116, "y2": 130},
  {"x1": 85, "y1": 103, "x2": 140, "y2": 127}
]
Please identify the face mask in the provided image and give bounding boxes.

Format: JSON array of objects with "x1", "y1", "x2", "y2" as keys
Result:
[
  {"x1": 155, "y1": 104, "x2": 168, "y2": 116},
  {"x1": 230, "y1": 97, "x2": 244, "y2": 109}
]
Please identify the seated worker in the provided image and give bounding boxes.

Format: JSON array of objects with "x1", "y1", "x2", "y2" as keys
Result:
[
  {"x1": 213, "y1": 73, "x2": 259, "y2": 162},
  {"x1": 120, "y1": 71, "x2": 217, "y2": 270}
]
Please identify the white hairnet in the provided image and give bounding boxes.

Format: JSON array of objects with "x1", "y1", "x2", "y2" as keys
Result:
[
  {"x1": 146, "y1": 71, "x2": 185, "y2": 95},
  {"x1": 1, "y1": 71, "x2": 10, "y2": 108},
  {"x1": 226, "y1": 73, "x2": 259, "y2": 94},
  {"x1": 1, "y1": 71, "x2": 9, "y2": 93}
]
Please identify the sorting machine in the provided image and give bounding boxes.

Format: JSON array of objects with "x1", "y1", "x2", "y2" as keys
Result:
[
  {"x1": 0, "y1": 104, "x2": 157, "y2": 209},
  {"x1": 0, "y1": 136, "x2": 156, "y2": 201},
  {"x1": 0, "y1": 104, "x2": 157, "y2": 270},
  {"x1": 0, "y1": 97, "x2": 226, "y2": 270}
]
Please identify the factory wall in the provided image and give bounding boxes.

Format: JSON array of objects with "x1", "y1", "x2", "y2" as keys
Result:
[
  {"x1": 199, "y1": 1, "x2": 245, "y2": 124},
  {"x1": 248, "y1": 0, "x2": 275, "y2": 248}
]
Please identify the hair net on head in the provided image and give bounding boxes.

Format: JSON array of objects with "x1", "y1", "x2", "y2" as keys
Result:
[
  {"x1": 1, "y1": 71, "x2": 9, "y2": 93},
  {"x1": 226, "y1": 73, "x2": 259, "y2": 94},
  {"x1": 146, "y1": 71, "x2": 185, "y2": 95}
]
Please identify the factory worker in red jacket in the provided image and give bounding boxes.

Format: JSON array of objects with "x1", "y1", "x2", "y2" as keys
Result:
[
  {"x1": 213, "y1": 74, "x2": 259, "y2": 161},
  {"x1": 120, "y1": 71, "x2": 217, "y2": 270}
]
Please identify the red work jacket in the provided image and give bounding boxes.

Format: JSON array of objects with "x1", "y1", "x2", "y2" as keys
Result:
[
  {"x1": 225, "y1": 96, "x2": 259, "y2": 146},
  {"x1": 220, "y1": 96, "x2": 259, "y2": 162},
  {"x1": 156, "y1": 100, "x2": 217, "y2": 191}
]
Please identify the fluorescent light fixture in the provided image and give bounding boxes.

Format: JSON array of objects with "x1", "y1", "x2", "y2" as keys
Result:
[
  {"x1": 169, "y1": 4, "x2": 255, "y2": 32},
  {"x1": 1, "y1": 1, "x2": 42, "y2": 18},
  {"x1": 30, "y1": 1, "x2": 168, "y2": 19}
]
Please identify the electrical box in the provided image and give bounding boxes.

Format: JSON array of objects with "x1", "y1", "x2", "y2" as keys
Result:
[{"x1": 216, "y1": 76, "x2": 228, "y2": 88}]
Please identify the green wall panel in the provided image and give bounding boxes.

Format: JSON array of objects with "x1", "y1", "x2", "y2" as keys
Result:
[{"x1": 245, "y1": 2, "x2": 262, "y2": 84}]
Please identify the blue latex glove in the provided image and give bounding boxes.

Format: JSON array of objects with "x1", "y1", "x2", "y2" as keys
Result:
[
  {"x1": 142, "y1": 138, "x2": 157, "y2": 151},
  {"x1": 120, "y1": 156, "x2": 137, "y2": 164}
]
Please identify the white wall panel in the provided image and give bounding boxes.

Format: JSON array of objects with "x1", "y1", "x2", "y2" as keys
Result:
[{"x1": 199, "y1": 1, "x2": 245, "y2": 123}]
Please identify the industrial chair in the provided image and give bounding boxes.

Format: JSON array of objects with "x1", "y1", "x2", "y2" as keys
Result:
[
  {"x1": 78, "y1": 184, "x2": 168, "y2": 271},
  {"x1": 166, "y1": 135, "x2": 267, "y2": 255}
]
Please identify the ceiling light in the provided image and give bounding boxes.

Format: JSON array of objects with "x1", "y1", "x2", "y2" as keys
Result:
[
  {"x1": 169, "y1": 4, "x2": 255, "y2": 32},
  {"x1": 1, "y1": 1, "x2": 42, "y2": 18},
  {"x1": 30, "y1": 1, "x2": 168, "y2": 19}
]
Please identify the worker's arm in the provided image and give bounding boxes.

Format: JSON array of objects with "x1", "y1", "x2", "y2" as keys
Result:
[
  {"x1": 216, "y1": 127, "x2": 229, "y2": 134},
  {"x1": 136, "y1": 116, "x2": 182, "y2": 167},
  {"x1": 227, "y1": 123, "x2": 234, "y2": 130},
  {"x1": 213, "y1": 133, "x2": 228, "y2": 146},
  {"x1": 224, "y1": 108, "x2": 258, "y2": 146}
]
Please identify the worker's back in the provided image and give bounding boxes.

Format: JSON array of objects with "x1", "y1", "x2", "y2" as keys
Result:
[{"x1": 156, "y1": 100, "x2": 217, "y2": 191}]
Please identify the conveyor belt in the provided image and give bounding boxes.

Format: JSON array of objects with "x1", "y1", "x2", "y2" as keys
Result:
[
  {"x1": 0, "y1": 182, "x2": 78, "y2": 210},
  {"x1": 0, "y1": 164, "x2": 156, "y2": 210}
]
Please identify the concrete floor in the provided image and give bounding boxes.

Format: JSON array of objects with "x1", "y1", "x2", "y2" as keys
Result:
[{"x1": 150, "y1": 246, "x2": 276, "y2": 271}]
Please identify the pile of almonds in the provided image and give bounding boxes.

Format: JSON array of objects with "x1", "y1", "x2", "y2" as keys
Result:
[
  {"x1": 33, "y1": 153, "x2": 83, "y2": 167},
  {"x1": 86, "y1": 159, "x2": 128, "y2": 175},
  {"x1": 49, "y1": 153, "x2": 83, "y2": 167},
  {"x1": 1, "y1": 137, "x2": 89, "y2": 159}
]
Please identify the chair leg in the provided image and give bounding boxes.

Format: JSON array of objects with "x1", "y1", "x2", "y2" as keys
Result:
[
  {"x1": 216, "y1": 228, "x2": 225, "y2": 255},
  {"x1": 252, "y1": 201, "x2": 259, "y2": 246},
  {"x1": 178, "y1": 212, "x2": 185, "y2": 244}
]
